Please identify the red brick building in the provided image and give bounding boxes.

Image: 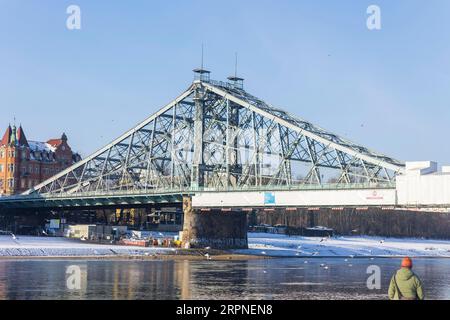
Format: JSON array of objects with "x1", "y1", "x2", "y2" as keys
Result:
[{"x1": 0, "y1": 124, "x2": 81, "y2": 196}]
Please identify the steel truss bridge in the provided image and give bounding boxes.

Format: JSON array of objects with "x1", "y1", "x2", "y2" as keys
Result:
[{"x1": 0, "y1": 71, "x2": 406, "y2": 210}]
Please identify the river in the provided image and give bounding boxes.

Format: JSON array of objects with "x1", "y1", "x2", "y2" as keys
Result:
[{"x1": 0, "y1": 257, "x2": 448, "y2": 300}]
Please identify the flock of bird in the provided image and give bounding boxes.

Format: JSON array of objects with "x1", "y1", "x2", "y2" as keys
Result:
[{"x1": 251, "y1": 235, "x2": 387, "y2": 273}]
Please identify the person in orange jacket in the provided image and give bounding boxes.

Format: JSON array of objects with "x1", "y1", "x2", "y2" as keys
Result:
[{"x1": 388, "y1": 257, "x2": 424, "y2": 300}]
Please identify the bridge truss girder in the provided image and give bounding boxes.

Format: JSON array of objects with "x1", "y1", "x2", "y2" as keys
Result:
[{"x1": 27, "y1": 79, "x2": 404, "y2": 196}]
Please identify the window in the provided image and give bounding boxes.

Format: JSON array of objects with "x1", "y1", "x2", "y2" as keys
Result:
[
  {"x1": 21, "y1": 179, "x2": 26, "y2": 189},
  {"x1": 0, "y1": 179, "x2": 3, "y2": 187},
  {"x1": 0, "y1": 150, "x2": 4, "y2": 158},
  {"x1": 8, "y1": 164, "x2": 14, "y2": 172},
  {"x1": 0, "y1": 164, "x2": 3, "y2": 172},
  {"x1": 35, "y1": 166, "x2": 39, "y2": 174},
  {"x1": 8, "y1": 179, "x2": 14, "y2": 188},
  {"x1": 21, "y1": 150, "x2": 27, "y2": 160},
  {"x1": 8, "y1": 150, "x2": 15, "y2": 158}
]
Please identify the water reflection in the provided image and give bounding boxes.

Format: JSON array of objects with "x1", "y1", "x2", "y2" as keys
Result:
[{"x1": 0, "y1": 258, "x2": 448, "y2": 300}]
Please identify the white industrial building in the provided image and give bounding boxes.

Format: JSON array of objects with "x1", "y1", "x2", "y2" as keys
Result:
[{"x1": 396, "y1": 161, "x2": 450, "y2": 207}]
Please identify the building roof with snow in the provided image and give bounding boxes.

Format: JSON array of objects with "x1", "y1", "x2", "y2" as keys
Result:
[{"x1": 0, "y1": 124, "x2": 81, "y2": 163}]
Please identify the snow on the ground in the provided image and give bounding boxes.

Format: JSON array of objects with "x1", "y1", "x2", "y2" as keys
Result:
[
  {"x1": 0, "y1": 236, "x2": 175, "y2": 257},
  {"x1": 1, "y1": 233, "x2": 449, "y2": 258},
  {"x1": 237, "y1": 232, "x2": 450, "y2": 258}
]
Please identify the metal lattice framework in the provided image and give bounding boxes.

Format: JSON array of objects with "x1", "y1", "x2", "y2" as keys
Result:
[{"x1": 26, "y1": 77, "x2": 405, "y2": 196}]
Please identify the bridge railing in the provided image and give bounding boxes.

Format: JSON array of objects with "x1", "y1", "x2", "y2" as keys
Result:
[
  {"x1": 0, "y1": 182, "x2": 395, "y2": 202},
  {"x1": 190, "y1": 182, "x2": 395, "y2": 193},
  {"x1": 0, "y1": 187, "x2": 187, "y2": 201}
]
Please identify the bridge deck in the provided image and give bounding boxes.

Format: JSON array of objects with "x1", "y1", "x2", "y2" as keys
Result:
[
  {"x1": 1, "y1": 181, "x2": 449, "y2": 210},
  {"x1": 0, "y1": 183, "x2": 393, "y2": 210}
]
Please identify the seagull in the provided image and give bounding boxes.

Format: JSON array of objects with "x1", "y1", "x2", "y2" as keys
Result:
[
  {"x1": 344, "y1": 259, "x2": 348, "y2": 262},
  {"x1": 304, "y1": 260, "x2": 308, "y2": 264},
  {"x1": 349, "y1": 255, "x2": 355, "y2": 259},
  {"x1": 42, "y1": 230, "x2": 48, "y2": 236},
  {"x1": 324, "y1": 266, "x2": 329, "y2": 270},
  {"x1": 10, "y1": 233, "x2": 17, "y2": 240},
  {"x1": 205, "y1": 246, "x2": 211, "y2": 250},
  {"x1": 261, "y1": 251, "x2": 266, "y2": 255},
  {"x1": 295, "y1": 252, "x2": 300, "y2": 256},
  {"x1": 380, "y1": 240, "x2": 384, "y2": 244},
  {"x1": 297, "y1": 245, "x2": 302, "y2": 249},
  {"x1": 320, "y1": 263, "x2": 326, "y2": 267},
  {"x1": 205, "y1": 253, "x2": 211, "y2": 260},
  {"x1": 158, "y1": 232, "x2": 164, "y2": 236},
  {"x1": 263, "y1": 270, "x2": 267, "y2": 274},
  {"x1": 348, "y1": 264, "x2": 353, "y2": 267}
]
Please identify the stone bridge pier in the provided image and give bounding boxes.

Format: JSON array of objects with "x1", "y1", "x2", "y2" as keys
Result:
[{"x1": 181, "y1": 196, "x2": 248, "y2": 249}]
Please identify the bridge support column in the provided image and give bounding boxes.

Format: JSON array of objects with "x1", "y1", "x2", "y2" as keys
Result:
[{"x1": 181, "y1": 196, "x2": 248, "y2": 249}]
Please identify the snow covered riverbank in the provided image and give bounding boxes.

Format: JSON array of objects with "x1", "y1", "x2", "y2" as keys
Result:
[
  {"x1": 233, "y1": 233, "x2": 450, "y2": 258},
  {"x1": 0, "y1": 233, "x2": 449, "y2": 258},
  {"x1": 0, "y1": 236, "x2": 174, "y2": 257}
]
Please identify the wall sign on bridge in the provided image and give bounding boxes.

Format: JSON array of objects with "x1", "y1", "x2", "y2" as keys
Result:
[
  {"x1": 264, "y1": 192, "x2": 276, "y2": 205},
  {"x1": 365, "y1": 190, "x2": 384, "y2": 200}
]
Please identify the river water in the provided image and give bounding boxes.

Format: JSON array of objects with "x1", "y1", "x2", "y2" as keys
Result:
[{"x1": 0, "y1": 257, "x2": 448, "y2": 300}]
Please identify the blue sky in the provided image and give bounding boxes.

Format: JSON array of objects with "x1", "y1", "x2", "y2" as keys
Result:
[{"x1": 0, "y1": 1, "x2": 449, "y2": 165}]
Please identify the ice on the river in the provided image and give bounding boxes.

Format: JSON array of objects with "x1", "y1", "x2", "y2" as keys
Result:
[{"x1": 234, "y1": 233, "x2": 450, "y2": 257}]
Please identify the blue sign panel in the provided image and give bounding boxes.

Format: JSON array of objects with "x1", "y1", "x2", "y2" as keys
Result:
[{"x1": 264, "y1": 192, "x2": 276, "y2": 205}]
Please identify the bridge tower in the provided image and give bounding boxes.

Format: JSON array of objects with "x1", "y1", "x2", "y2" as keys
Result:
[
  {"x1": 191, "y1": 68, "x2": 209, "y2": 188},
  {"x1": 183, "y1": 69, "x2": 248, "y2": 248}
]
